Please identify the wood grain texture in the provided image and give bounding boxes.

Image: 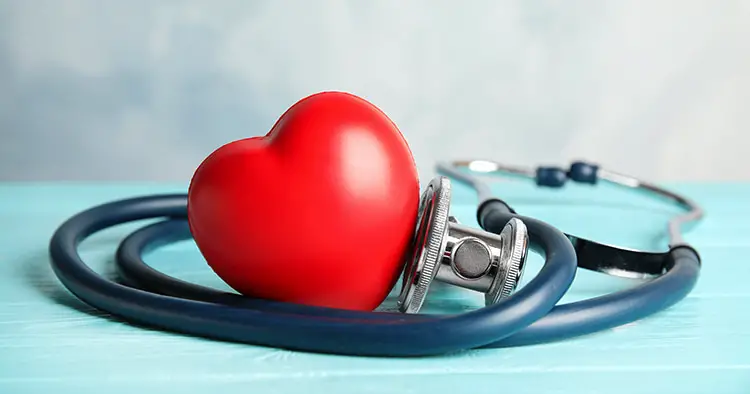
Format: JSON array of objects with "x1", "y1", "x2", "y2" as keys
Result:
[{"x1": 0, "y1": 181, "x2": 748, "y2": 394}]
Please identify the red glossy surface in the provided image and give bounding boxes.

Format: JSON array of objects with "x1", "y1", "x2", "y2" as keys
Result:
[{"x1": 187, "y1": 92, "x2": 420, "y2": 311}]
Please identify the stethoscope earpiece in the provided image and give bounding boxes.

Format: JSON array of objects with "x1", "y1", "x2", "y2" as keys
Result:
[{"x1": 397, "y1": 176, "x2": 529, "y2": 314}]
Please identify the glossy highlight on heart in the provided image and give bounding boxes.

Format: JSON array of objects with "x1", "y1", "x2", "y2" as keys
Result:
[{"x1": 187, "y1": 91, "x2": 420, "y2": 311}]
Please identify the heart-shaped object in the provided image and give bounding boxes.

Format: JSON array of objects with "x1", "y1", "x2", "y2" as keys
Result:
[{"x1": 187, "y1": 91, "x2": 420, "y2": 311}]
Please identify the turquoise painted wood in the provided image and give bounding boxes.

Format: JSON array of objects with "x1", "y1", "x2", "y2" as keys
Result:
[{"x1": 0, "y1": 181, "x2": 748, "y2": 394}]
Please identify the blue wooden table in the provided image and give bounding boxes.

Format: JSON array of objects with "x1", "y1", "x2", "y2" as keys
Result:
[{"x1": 1, "y1": 181, "x2": 748, "y2": 393}]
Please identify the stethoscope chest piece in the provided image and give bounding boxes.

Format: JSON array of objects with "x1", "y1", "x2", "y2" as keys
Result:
[{"x1": 397, "y1": 176, "x2": 530, "y2": 313}]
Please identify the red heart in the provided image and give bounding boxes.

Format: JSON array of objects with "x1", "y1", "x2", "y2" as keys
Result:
[{"x1": 187, "y1": 92, "x2": 420, "y2": 311}]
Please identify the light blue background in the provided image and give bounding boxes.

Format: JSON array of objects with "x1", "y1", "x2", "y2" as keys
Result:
[{"x1": 2, "y1": 0, "x2": 749, "y2": 182}]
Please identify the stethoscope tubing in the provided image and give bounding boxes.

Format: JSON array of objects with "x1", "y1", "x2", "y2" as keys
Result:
[
  {"x1": 49, "y1": 193, "x2": 578, "y2": 357},
  {"x1": 48, "y1": 157, "x2": 703, "y2": 355},
  {"x1": 115, "y1": 204, "x2": 701, "y2": 349},
  {"x1": 477, "y1": 203, "x2": 701, "y2": 347}
]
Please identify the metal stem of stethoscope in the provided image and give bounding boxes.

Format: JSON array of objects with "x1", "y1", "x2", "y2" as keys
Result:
[{"x1": 436, "y1": 159, "x2": 704, "y2": 279}]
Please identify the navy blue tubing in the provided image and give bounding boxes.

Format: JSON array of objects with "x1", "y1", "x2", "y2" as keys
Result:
[
  {"x1": 49, "y1": 194, "x2": 577, "y2": 357},
  {"x1": 477, "y1": 203, "x2": 701, "y2": 347},
  {"x1": 117, "y1": 207, "x2": 702, "y2": 349}
]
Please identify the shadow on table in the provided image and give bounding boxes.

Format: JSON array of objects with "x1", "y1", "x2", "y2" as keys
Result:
[{"x1": 20, "y1": 235, "x2": 137, "y2": 322}]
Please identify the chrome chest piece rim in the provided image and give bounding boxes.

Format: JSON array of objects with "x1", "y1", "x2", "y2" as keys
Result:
[
  {"x1": 397, "y1": 177, "x2": 451, "y2": 314},
  {"x1": 485, "y1": 217, "x2": 529, "y2": 305}
]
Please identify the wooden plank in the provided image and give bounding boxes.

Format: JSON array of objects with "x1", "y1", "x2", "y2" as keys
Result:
[{"x1": 0, "y1": 182, "x2": 747, "y2": 393}]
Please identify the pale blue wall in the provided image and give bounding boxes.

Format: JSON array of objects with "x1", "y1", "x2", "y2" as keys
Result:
[{"x1": 2, "y1": 0, "x2": 749, "y2": 181}]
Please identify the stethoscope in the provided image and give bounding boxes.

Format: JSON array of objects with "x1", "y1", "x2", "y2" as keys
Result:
[{"x1": 48, "y1": 159, "x2": 703, "y2": 357}]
